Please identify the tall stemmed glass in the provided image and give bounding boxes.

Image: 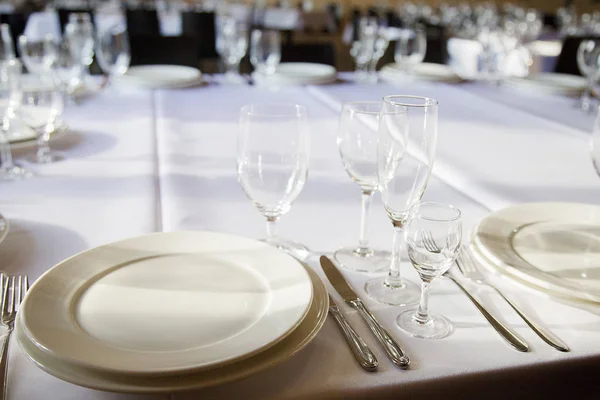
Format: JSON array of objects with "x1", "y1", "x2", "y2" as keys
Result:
[
  {"x1": 249, "y1": 29, "x2": 281, "y2": 76},
  {"x1": 394, "y1": 26, "x2": 426, "y2": 73},
  {"x1": 95, "y1": 24, "x2": 131, "y2": 88},
  {"x1": 365, "y1": 95, "x2": 438, "y2": 306},
  {"x1": 237, "y1": 103, "x2": 311, "y2": 260},
  {"x1": 334, "y1": 102, "x2": 390, "y2": 272},
  {"x1": 397, "y1": 202, "x2": 462, "y2": 339},
  {"x1": 64, "y1": 13, "x2": 95, "y2": 88},
  {"x1": 576, "y1": 39, "x2": 600, "y2": 113},
  {"x1": 53, "y1": 39, "x2": 82, "y2": 104},
  {"x1": 217, "y1": 17, "x2": 248, "y2": 84}
]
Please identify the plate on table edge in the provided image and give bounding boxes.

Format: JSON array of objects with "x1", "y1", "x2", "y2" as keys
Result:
[
  {"x1": 16, "y1": 265, "x2": 328, "y2": 394},
  {"x1": 119, "y1": 65, "x2": 204, "y2": 89},
  {"x1": 471, "y1": 202, "x2": 600, "y2": 304},
  {"x1": 380, "y1": 62, "x2": 463, "y2": 83},
  {"x1": 0, "y1": 213, "x2": 8, "y2": 246},
  {"x1": 19, "y1": 231, "x2": 314, "y2": 376},
  {"x1": 502, "y1": 73, "x2": 586, "y2": 97},
  {"x1": 9, "y1": 124, "x2": 68, "y2": 150},
  {"x1": 253, "y1": 62, "x2": 337, "y2": 86}
]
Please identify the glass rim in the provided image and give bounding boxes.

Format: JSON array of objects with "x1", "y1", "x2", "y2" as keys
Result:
[
  {"x1": 342, "y1": 101, "x2": 382, "y2": 115},
  {"x1": 383, "y1": 95, "x2": 439, "y2": 108},
  {"x1": 240, "y1": 102, "x2": 307, "y2": 118},
  {"x1": 410, "y1": 202, "x2": 462, "y2": 222}
]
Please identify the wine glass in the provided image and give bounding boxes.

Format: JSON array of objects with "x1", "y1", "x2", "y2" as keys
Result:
[
  {"x1": 95, "y1": 24, "x2": 131, "y2": 87},
  {"x1": 394, "y1": 26, "x2": 426, "y2": 73},
  {"x1": 237, "y1": 103, "x2": 310, "y2": 260},
  {"x1": 249, "y1": 29, "x2": 281, "y2": 76},
  {"x1": 64, "y1": 13, "x2": 95, "y2": 86},
  {"x1": 19, "y1": 74, "x2": 64, "y2": 164},
  {"x1": 350, "y1": 17, "x2": 378, "y2": 83},
  {"x1": 217, "y1": 17, "x2": 248, "y2": 83},
  {"x1": 576, "y1": 39, "x2": 600, "y2": 113},
  {"x1": 591, "y1": 105, "x2": 600, "y2": 175},
  {"x1": 334, "y1": 102, "x2": 390, "y2": 272},
  {"x1": 365, "y1": 95, "x2": 438, "y2": 306},
  {"x1": 396, "y1": 202, "x2": 462, "y2": 339},
  {"x1": 18, "y1": 34, "x2": 58, "y2": 76},
  {"x1": 53, "y1": 39, "x2": 83, "y2": 104}
]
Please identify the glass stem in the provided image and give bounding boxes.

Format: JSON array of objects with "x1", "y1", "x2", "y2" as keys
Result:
[
  {"x1": 225, "y1": 60, "x2": 239, "y2": 75},
  {"x1": 414, "y1": 280, "x2": 432, "y2": 325},
  {"x1": 0, "y1": 124, "x2": 14, "y2": 169},
  {"x1": 36, "y1": 128, "x2": 51, "y2": 162},
  {"x1": 357, "y1": 190, "x2": 373, "y2": 254},
  {"x1": 266, "y1": 216, "x2": 278, "y2": 242},
  {"x1": 582, "y1": 76, "x2": 593, "y2": 110},
  {"x1": 385, "y1": 221, "x2": 404, "y2": 287}
]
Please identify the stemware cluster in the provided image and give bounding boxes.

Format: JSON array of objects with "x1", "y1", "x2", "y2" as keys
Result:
[{"x1": 236, "y1": 95, "x2": 463, "y2": 340}]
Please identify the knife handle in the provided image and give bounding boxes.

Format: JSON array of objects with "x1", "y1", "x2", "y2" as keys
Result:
[
  {"x1": 351, "y1": 300, "x2": 410, "y2": 368},
  {"x1": 329, "y1": 306, "x2": 378, "y2": 371}
]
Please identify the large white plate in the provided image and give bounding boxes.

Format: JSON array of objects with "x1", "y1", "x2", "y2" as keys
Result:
[
  {"x1": 503, "y1": 73, "x2": 586, "y2": 97},
  {"x1": 0, "y1": 213, "x2": 8, "y2": 246},
  {"x1": 381, "y1": 62, "x2": 462, "y2": 83},
  {"x1": 253, "y1": 62, "x2": 337, "y2": 86},
  {"x1": 120, "y1": 65, "x2": 203, "y2": 89},
  {"x1": 20, "y1": 231, "x2": 313, "y2": 376},
  {"x1": 16, "y1": 266, "x2": 328, "y2": 393},
  {"x1": 473, "y1": 202, "x2": 600, "y2": 303}
]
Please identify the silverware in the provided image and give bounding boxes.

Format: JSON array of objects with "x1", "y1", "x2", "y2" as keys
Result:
[
  {"x1": 320, "y1": 256, "x2": 410, "y2": 368},
  {"x1": 0, "y1": 275, "x2": 29, "y2": 400},
  {"x1": 421, "y1": 233, "x2": 530, "y2": 352},
  {"x1": 328, "y1": 294, "x2": 378, "y2": 371},
  {"x1": 456, "y1": 248, "x2": 570, "y2": 352}
]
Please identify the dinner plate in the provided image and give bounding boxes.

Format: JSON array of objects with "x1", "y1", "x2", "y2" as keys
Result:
[
  {"x1": 16, "y1": 266, "x2": 328, "y2": 393},
  {"x1": 253, "y1": 62, "x2": 337, "y2": 86},
  {"x1": 20, "y1": 231, "x2": 313, "y2": 376},
  {"x1": 120, "y1": 65, "x2": 203, "y2": 89},
  {"x1": 473, "y1": 202, "x2": 600, "y2": 303},
  {"x1": 380, "y1": 62, "x2": 462, "y2": 83},
  {"x1": 502, "y1": 73, "x2": 586, "y2": 97},
  {"x1": 0, "y1": 213, "x2": 8, "y2": 246}
]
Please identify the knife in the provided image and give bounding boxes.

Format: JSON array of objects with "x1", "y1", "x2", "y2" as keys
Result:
[
  {"x1": 328, "y1": 294, "x2": 379, "y2": 371},
  {"x1": 320, "y1": 256, "x2": 410, "y2": 368}
]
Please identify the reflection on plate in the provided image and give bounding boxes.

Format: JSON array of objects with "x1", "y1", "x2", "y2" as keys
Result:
[
  {"x1": 472, "y1": 202, "x2": 600, "y2": 303},
  {"x1": 253, "y1": 62, "x2": 337, "y2": 86},
  {"x1": 0, "y1": 213, "x2": 8, "y2": 247},
  {"x1": 381, "y1": 62, "x2": 462, "y2": 83},
  {"x1": 120, "y1": 65, "x2": 204, "y2": 89},
  {"x1": 503, "y1": 73, "x2": 586, "y2": 97}
]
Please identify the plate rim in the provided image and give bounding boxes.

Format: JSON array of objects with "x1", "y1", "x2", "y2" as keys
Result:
[{"x1": 121, "y1": 65, "x2": 203, "y2": 89}]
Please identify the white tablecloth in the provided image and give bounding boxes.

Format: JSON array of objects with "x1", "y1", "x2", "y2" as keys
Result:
[{"x1": 1, "y1": 75, "x2": 600, "y2": 399}]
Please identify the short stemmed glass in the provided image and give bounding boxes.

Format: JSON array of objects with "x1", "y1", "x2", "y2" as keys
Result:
[
  {"x1": 249, "y1": 29, "x2": 281, "y2": 76},
  {"x1": 397, "y1": 202, "x2": 462, "y2": 339},
  {"x1": 334, "y1": 102, "x2": 390, "y2": 272},
  {"x1": 576, "y1": 39, "x2": 600, "y2": 113},
  {"x1": 365, "y1": 95, "x2": 438, "y2": 306},
  {"x1": 237, "y1": 103, "x2": 310, "y2": 260},
  {"x1": 95, "y1": 24, "x2": 131, "y2": 88},
  {"x1": 394, "y1": 26, "x2": 427, "y2": 73}
]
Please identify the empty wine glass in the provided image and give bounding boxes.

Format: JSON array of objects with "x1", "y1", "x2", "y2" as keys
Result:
[
  {"x1": 18, "y1": 34, "x2": 58, "y2": 76},
  {"x1": 365, "y1": 95, "x2": 438, "y2": 306},
  {"x1": 19, "y1": 74, "x2": 64, "y2": 164},
  {"x1": 350, "y1": 17, "x2": 378, "y2": 83},
  {"x1": 334, "y1": 102, "x2": 390, "y2": 272},
  {"x1": 250, "y1": 30, "x2": 281, "y2": 76},
  {"x1": 394, "y1": 26, "x2": 426, "y2": 73},
  {"x1": 217, "y1": 17, "x2": 248, "y2": 83},
  {"x1": 53, "y1": 39, "x2": 82, "y2": 104},
  {"x1": 95, "y1": 24, "x2": 131, "y2": 87},
  {"x1": 576, "y1": 39, "x2": 600, "y2": 112},
  {"x1": 237, "y1": 103, "x2": 310, "y2": 260},
  {"x1": 64, "y1": 13, "x2": 95, "y2": 86},
  {"x1": 396, "y1": 202, "x2": 462, "y2": 339}
]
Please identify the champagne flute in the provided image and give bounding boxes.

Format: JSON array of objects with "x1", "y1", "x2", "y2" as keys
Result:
[
  {"x1": 237, "y1": 103, "x2": 310, "y2": 260},
  {"x1": 95, "y1": 23, "x2": 131, "y2": 88},
  {"x1": 397, "y1": 202, "x2": 462, "y2": 339},
  {"x1": 334, "y1": 102, "x2": 390, "y2": 272},
  {"x1": 365, "y1": 95, "x2": 438, "y2": 306}
]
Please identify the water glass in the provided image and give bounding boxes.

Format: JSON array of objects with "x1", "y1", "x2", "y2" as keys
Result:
[
  {"x1": 334, "y1": 102, "x2": 389, "y2": 272},
  {"x1": 394, "y1": 26, "x2": 427, "y2": 72},
  {"x1": 237, "y1": 103, "x2": 310, "y2": 260},
  {"x1": 96, "y1": 24, "x2": 131, "y2": 86},
  {"x1": 18, "y1": 35, "x2": 58, "y2": 76},
  {"x1": 217, "y1": 17, "x2": 248, "y2": 83},
  {"x1": 576, "y1": 40, "x2": 600, "y2": 112},
  {"x1": 396, "y1": 202, "x2": 462, "y2": 339},
  {"x1": 365, "y1": 95, "x2": 438, "y2": 306},
  {"x1": 250, "y1": 30, "x2": 280, "y2": 76}
]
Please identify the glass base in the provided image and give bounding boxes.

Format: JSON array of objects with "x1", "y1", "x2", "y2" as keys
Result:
[
  {"x1": 334, "y1": 246, "x2": 390, "y2": 273},
  {"x1": 27, "y1": 153, "x2": 64, "y2": 164},
  {"x1": 396, "y1": 308, "x2": 453, "y2": 339},
  {"x1": 0, "y1": 164, "x2": 33, "y2": 181},
  {"x1": 262, "y1": 237, "x2": 310, "y2": 262},
  {"x1": 364, "y1": 276, "x2": 420, "y2": 306}
]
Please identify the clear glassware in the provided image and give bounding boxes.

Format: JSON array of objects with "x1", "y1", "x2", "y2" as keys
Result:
[
  {"x1": 576, "y1": 40, "x2": 600, "y2": 113},
  {"x1": 396, "y1": 202, "x2": 462, "y2": 339},
  {"x1": 237, "y1": 103, "x2": 310, "y2": 260},
  {"x1": 394, "y1": 26, "x2": 426, "y2": 73},
  {"x1": 350, "y1": 17, "x2": 378, "y2": 83},
  {"x1": 64, "y1": 13, "x2": 95, "y2": 86},
  {"x1": 591, "y1": 105, "x2": 600, "y2": 175},
  {"x1": 216, "y1": 17, "x2": 248, "y2": 83},
  {"x1": 365, "y1": 95, "x2": 438, "y2": 306},
  {"x1": 19, "y1": 74, "x2": 64, "y2": 164},
  {"x1": 334, "y1": 102, "x2": 390, "y2": 272},
  {"x1": 95, "y1": 24, "x2": 131, "y2": 87},
  {"x1": 0, "y1": 24, "x2": 13, "y2": 61},
  {"x1": 53, "y1": 39, "x2": 82, "y2": 105},
  {"x1": 18, "y1": 34, "x2": 58, "y2": 76},
  {"x1": 249, "y1": 29, "x2": 281, "y2": 76},
  {"x1": 367, "y1": 30, "x2": 390, "y2": 83}
]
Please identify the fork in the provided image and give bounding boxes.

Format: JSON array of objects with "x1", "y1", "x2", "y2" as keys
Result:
[
  {"x1": 456, "y1": 248, "x2": 570, "y2": 352},
  {"x1": 0, "y1": 275, "x2": 29, "y2": 400},
  {"x1": 422, "y1": 232, "x2": 529, "y2": 352}
]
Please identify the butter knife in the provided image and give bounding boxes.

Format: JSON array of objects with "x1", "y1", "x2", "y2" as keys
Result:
[
  {"x1": 320, "y1": 256, "x2": 410, "y2": 368},
  {"x1": 328, "y1": 294, "x2": 378, "y2": 371}
]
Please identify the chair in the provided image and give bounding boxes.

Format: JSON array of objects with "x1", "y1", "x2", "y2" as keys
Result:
[
  {"x1": 554, "y1": 36, "x2": 599, "y2": 76},
  {"x1": 281, "y1": 42, "x2": 336, "y2": 66},
  {"x1": 129, "y1": 35, "x2": 200, "y2": 68},
  {"x1": 0, "y1": 12, "x2": 26, "y2": 53},
  {"x1": 180, "y1": 11, "x2": 218, "y2": 59},
  {"x1": 57, "y1": 8, "x2": 94, "y2": 33},
  {"x1": 125, "y1": 9, "x2": 160, "y2": 36}
]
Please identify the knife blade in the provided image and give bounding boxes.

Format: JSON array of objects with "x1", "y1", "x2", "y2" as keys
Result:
[{"x1": 320, "y1": 256, "x2": 410, "y2": 368}]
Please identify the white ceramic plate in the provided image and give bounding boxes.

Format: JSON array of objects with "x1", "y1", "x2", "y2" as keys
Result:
[
  {"x1": 381, "y1": 62, "x2": 462, "y2": 83},
  {"x1": 503, "y1": 73, "x2": 586, "y2": 97},
  {"x1": 473, "y1": 202, "x2": 600, "y2": 303},
  {"x1": 253, "y1": 62, "x2": 337, "y2": 86},
  {"x1": 9, "y1": 124, "x2": 68, "y2": 150},
  {"x1": 16, "y1": 266, "x2": 328, "y2": 393},
  {"x1": 120, "y1": 65, "x2": 203, "y2": 89},
  {"x1": 0, "y1": 213, "x2": 8, "y2": 246},
  {"x1": 20, "y1": 231, "x2": 313, "y2": 376}
]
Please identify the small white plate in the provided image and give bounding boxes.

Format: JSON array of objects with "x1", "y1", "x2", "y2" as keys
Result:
[
  {"x1": 0, "y1": 213, "x2": 8, "y2": 246},
  {"x1": 20, "y1": 231, "x2": 313, "y2": 376},
  {"x1": 120, "y1": 65, "x2": 203, "y2": 89},
  {"x1": 503, "y1": 73, "x2": 586, "y2": 97},
  {"x1": 381, "y1": 62, "x2": 462, "y2": 83},
  {"x1": 16, "y1": 266, "x2": 328, "y2": 393},
  {"x1": 9, "y1": 124, "x2": 68, "y2": 150},
  {"x1": 253, "y1": 62, "x2": 337, "y2": 86},
  {"x1": 473, "y1": 202, "x2": 600, "y2": 303}
]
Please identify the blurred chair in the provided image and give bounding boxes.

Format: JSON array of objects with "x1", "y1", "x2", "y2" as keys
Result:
[
  {"x1": 554, "y1": 35, "x2": 599, "y2": 76},
  {"x1": 281, "y1": 42, "x2": 335, "y2": 66},
  {"x1": 0, "y1": 12, "x2": 26, "y2": 52},
  {"x1": 126, "y1": 9, "x2": 160, "y2": 36},
  {"x1": 58, "y1": 8, "x2": 94, "y2": 32},
  {"x1": 180, "y1": 11, "x2": 218, "y2": 59},
  {"x1": 129, "y1": 35, "x2": 200, "y2": 68},
  {"x1": 423, "y1": 24, "x2": 447, "y2": 64}
]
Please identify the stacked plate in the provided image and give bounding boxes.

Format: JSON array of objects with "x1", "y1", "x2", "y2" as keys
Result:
[
  {"x1": 502, "y1": 73, "x2": 586, "y2": 97},
  {"x1": 471, "y1": 202, "x2": 600, "y2": 304},
  {"x1": 119, "y1": 65, "x2": 205, "y2": 89},
  {"x1": 380, "y1": 62, "x2": 462, "y2": 83},
  {"x1": 16, "y1": 231, "x2": 328, "y2": 393},
  {"x1": 253, "y1": 62, "x2": 337, "y2": 86}
]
